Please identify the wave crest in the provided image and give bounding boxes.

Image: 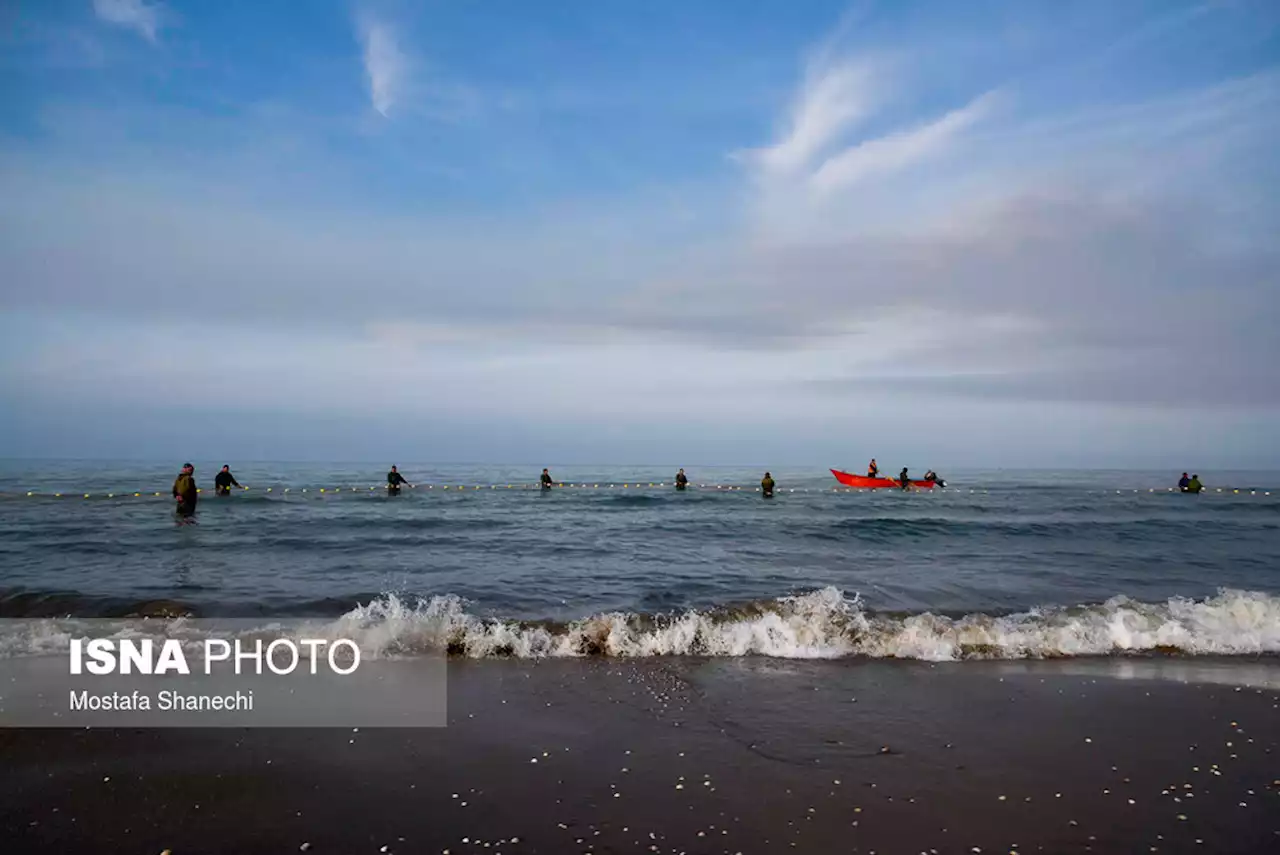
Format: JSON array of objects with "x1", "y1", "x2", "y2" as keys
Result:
[
  {"x1": 325, "y1": 587, "x2": 1280, "y2": 661},
  {"x1": 3, "y1": 588, "x2": 1277, "y2": 662}
]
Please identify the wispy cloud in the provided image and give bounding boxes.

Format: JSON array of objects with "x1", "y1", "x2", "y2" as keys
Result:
[
  {"x1": 736, "y1": 48, "x2": 1003, "y2": 225},
  {"x1": 356, "y1": 14, "x2": 407, "y2": 117},
  {"x1": 809, "y1": 90, "x2": 1001, "y2": 195},
  {"x1": 92, "y1": 0, "x2": 161, "y2": 43},
  {"x1": 742, "y1": 58, "x2": 882, "y2": 176},
  {"x1": 736, "y1": 1, "x2": 881, "y2": 179}
]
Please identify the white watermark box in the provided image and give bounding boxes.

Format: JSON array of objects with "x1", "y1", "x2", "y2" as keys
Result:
[{"x1": 0, "y1": 619, "x2": 447, "y2": 727}]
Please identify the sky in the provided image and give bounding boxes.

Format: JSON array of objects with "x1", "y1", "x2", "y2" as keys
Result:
[{"x1": 1, "y1": 0, "x2": 1278, "y2": 468}]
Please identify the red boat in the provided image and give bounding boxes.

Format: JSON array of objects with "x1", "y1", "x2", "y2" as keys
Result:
[{"x1": 830, "y1": 469, "x2": 937, "y2": 489}]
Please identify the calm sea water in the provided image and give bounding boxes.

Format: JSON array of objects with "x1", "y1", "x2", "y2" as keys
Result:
[{"x1": 1, "y1": 461, "x2": 1277, "y2": 660}]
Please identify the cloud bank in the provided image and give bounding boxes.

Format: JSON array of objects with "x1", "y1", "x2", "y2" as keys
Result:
[{"x1": 2, "y1": 2, "x2": 1278, "y2": 464}]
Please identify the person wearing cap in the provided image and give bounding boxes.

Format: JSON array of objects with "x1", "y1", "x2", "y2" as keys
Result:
[
  {"x1": 173, "y1": 463, "x2": 198, "y2": 517},
  {"x1": 214, "y1": 465, "x2": 242, "y2": 496}
]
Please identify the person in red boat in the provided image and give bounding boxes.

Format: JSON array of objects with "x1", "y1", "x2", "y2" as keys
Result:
[{"x1": 867, "y1": 458, "x2": 879, "y2": 477}]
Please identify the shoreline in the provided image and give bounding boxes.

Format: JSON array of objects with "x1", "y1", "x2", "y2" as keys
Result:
[{"x1": 2, "y1": 658, "x2": 1277, "y2": 853}]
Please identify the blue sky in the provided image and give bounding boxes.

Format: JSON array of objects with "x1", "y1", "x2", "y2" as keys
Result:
[{"x1": 1, "y1": 0, "x2": 1278, "y2": 467}]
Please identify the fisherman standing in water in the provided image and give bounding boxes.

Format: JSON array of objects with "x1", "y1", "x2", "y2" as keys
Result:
[
  {"x1": 1178, "y1": 472, "x2": 1191, "y2": 491},
  {"x1": 172, "y1": 463, "x2": 198, "y2": 519},
  {"x1": 541, "y1": 469, "x2": 554, "y2": 489},
  {"x1": 899, "y1": 467, "x2": 911, "y2": 491},
  {"x1": 761, "y1": 472, "x2": 775, "y2": 497},
  {"x1": 214, "y1": 465, "x2": 242, "y2": 496},
  {"x1": 675, "y1": 469, "x2": 688, "y2": 490},
  {"x1": 386, "y1": 466, "x2": 412, "y2": 495}
]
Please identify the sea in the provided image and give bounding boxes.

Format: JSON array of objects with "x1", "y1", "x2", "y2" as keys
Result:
[{"x1": 1, "y1": 461, "x2": 1278, "y2": 661}]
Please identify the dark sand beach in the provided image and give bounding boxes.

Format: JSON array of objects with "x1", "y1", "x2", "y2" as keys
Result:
[{"x1": 2, "y1": 658, "x2": 1277, "y2": 854}]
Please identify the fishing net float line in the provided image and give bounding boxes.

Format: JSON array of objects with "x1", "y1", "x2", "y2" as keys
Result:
[{"x1": 5, "y1": 484, "x2": 1272, "y2": 500}]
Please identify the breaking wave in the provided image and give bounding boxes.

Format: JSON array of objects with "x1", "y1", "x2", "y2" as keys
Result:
[{"x1": 5, "y1": 587, "x2": 1278, "y2": 662}]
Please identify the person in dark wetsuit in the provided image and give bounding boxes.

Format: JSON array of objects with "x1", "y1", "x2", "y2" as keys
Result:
[
  {"x1": 923, "y1": 469, "x2": 946, "y2": 488},
  {"x1": 675, "y1": 469, "x2": 688, "y2": 490},
  {"x1": 214, "y1": 465, "x2": 242, "y2": 496},
  {"x1": 867, "y1": 459, "x2": 879, "y2": 478},
  {"x1": 1178, "y1": 472, "x2": 1191, "y2": 492},
  {"x1": 899, "y1": 467, "x2": 911, "y2": 490},
  {"x1": 386, "y1": 466, "x2": 411, "y2": 494},
  {"x1": 761, "y1": 472, "x2": 775, "y2": 497},
  {"x1": 173, "y1": 463, "x2": 198, "y2": 517},
  {"x1": 541, "y1": 469, "x2": 554, "y2": 489}
]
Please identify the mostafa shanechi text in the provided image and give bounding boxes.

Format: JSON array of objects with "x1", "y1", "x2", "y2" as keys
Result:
[{"x1": 70, "y1": 688, "x2": 256, "y2": 712}]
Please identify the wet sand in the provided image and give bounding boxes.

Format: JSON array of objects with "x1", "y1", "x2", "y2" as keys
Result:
[{"x1": 1, "y1": 658, "x2": 1278, "y2": 854}]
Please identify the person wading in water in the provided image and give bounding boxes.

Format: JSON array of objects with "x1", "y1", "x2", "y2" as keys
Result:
[{"x1": 173, "y1": 463, "x2": 198, "y2": 519}]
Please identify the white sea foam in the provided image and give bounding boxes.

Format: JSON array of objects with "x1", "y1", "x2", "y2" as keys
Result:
[
  {"x1": 300, "y1": 586, "x2": 1280, "y2": 660},
  {"x1": 3, "y1": 587, "x2": 1278, "y2": 661}
]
